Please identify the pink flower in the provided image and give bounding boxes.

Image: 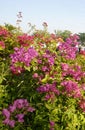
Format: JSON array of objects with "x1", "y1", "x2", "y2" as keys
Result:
[
  {"x1": 48, "y1": 57, "x2": 54, "y2": 65},
  {"x1": 8, "y1": 120, "x2": 15, "y2": 128},
  {"x1": 74, "y1": 88, "x2": 81, "y2": 98},
  {"x1": 79, "y1": 100, "x2": 85, "y2": 112},
  {"x1": 81, "y1": 84, "x2": 85, "y2": 90},
  {"x1": 61, "y1": 63, "x2": 69, "y2": 71},
  {"x1": 10, "y1": 47, "x2": 38, "y2": 74},
  {"x1": 33, "y1": 73, "x2": 39, "y2": 78},
  {"x1": 3, "y1": 118, "x2": 10, "y2": 125},
  {"x1": 50, "y1": 121, "x2": 55, "y2": 127},
  {"x1": 0, "y1": 27, "x2": 8, "y2": 37},
  {"x1": 58, "y1": 34, "x2": 79, "y2": 59},
  {"x1": 15, "y1": 114, "x2": 24, "y2": 122},
  {"x1": 13, "y1": 99, "x2": 29, "y2": 109},
  {"x1": 61, "y1": 80, "x2": 81, "y2": 98},
  {"x1": 45, "y1": 94, "x2": 51, "y2": 100},
  {"x1": 0, "y1": 41, "x2": 5, "y2": 49},
  {"x1": 42, "y1": 66, "x2": 48, "y2": 71},
  {"x1": 2, "y1": 99, "x2": 35, "y2": 127},
  {"x1": 2, "y1": 109, "x2": 10, "y2": 118},
  {"x1": 9, "y1": 105, "x2": 16, "y2": 113},
  {"x1": 50, "y1": 121, "x2": 55, "y2": 130},
  {"x1": 3, "y1": 119, "x2": 15, "y2": 128},
  {"x1": 27, "y1": 107, "x2": 35, "y2": 112},
  {"x1": 17, "y1": 34, "x2": 34, "y2": 46}
]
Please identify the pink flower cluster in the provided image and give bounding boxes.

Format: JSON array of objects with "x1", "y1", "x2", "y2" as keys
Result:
[
  {"x1": 37, "y1": 82, "x2": 60, "y2": 101},
  {"x1": 49, "y1": 120, "x2": 55, "y2": 130},
  {"x1": 42, "y1": 50, "x2": 55, "y2": 66},
  {"x1": 32, "y1": 50, "x2": 57, "y2": 84},
  {"x1": 80, "y1": 50, "x2": 85, "y2": 56},
  {"x1": 61, "y1": 80, "x2": 81, "y2": 98},
  {"x1": 0, "y1": 27, "x2": 9, "y2": 37},
  {"x1": 10, "y1": 47, "x2": 38, "y2": 74},
  {"x1": 61, "y1": 63, "x2": 85, "y2": 112},
  {"x1": 58, "y1": 34, "x2": 79, "y2": 59},
  {"x1": 0, "y1": 41, "x2": 5, "y2": 49},
  {"x1": 79, "y1": 99, "x2": 85, "y2": 112},
  {"x1": 2, "y1": 99, "x2": 35, "y2": 128},
  {"x1": 61, "y1": 63, "x2": 84, "y2": 81},
  {"x1": 35, "y1": 50, "x2": 56, "y2": 80},
  {"x1": 17, "y1": 34, "x2": 34, "y2": 47}
]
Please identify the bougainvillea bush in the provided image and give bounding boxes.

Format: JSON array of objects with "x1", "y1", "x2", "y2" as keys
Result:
[{"x1": 0, "y1": 23, "x2": 85, "y2": 130}]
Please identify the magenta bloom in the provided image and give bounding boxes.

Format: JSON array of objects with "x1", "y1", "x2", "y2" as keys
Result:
[
  {"x1": 10, "y1": 47, "x2": 38, "y2": 74},
  {"x1": 8, "y1": 120, "x2": 15, "y2": 128},
  {"x1": 3, "y1": 118, "x2": 10, "y2": 125},
  {"x1": 2, "y1": 99, "x2": 35, "y2": 127},
  {"x1": 15, "y1": 114, "x2": 24, "y2": 123},
  {"x1": 33, "y1": 73, "x2": 39, "y2": 78},
  {"x1": 61, "y1": 80, "x2": 82, "y2": 98},
  {"x1": 42, "y1": 66, "x2": 49, "y2": 72},
  {"x1": 37, "y1": 82, "x2": 60, "y2": 101},
  {"x1": 0, "y1": 41, "x2": 5, "y2": 49},
  {"x1": 3, "y1": 119, "x2": 15, "y2": 128},
  {"x1": 79, "y1": 100, "x2": 85, "y2": 112},
  {"x1": 50, "y1": 121, "x2": 55, "y2": 127},
  {"x1": 61, "y1": 63, "x2": 69, "y2": 71},
  {"x1": 58, "y1": 34, "x2": 79, "y2": 59},
  {"x1": 13, "y1": 99, "x2": 29, "y2": 109},
  {"x1": 2, "y1": 109, "x2": 10, "y2": 118},
  {"x1": 17, "y1": 34, "x2": 34, "y2": 46},
  {"x1": 45, "y1": 94, "x2": 51, "y2": 100},
  {"x1": 27, "y1": 107, "x2": 35, "y2": 112},
  {"x1": 48, "y1": 57, "x2": 54, "y2": 65},
  {"x1": 0, "y1": 27, "x2": 8, "y2": 37},
  {"x1": 49, "y1": 121, "x2": 55, "y2": 130},
  {"x1": 9, "y1": 105, "x2": 16, "y2": 113}
]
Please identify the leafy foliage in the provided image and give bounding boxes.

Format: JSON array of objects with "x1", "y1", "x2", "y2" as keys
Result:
[{"x1": 0, "y1": 24, "x2": 85, "y2": 130}]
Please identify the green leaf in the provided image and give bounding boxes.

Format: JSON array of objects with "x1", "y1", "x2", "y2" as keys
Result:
[
  {"x1": 51, "y1": 108, "x2": 58, "y2": 115},
  {"x1": 24, "y1": 66, "x2": 30, "y2": 71},
  {"x1": 41, "y1": 74, "x2": 49, "y2": 83}
]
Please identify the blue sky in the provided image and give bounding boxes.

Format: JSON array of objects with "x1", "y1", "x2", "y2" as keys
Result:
[{"x1": 0, "y1": 0, "x2": 85, "y2": 33}]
